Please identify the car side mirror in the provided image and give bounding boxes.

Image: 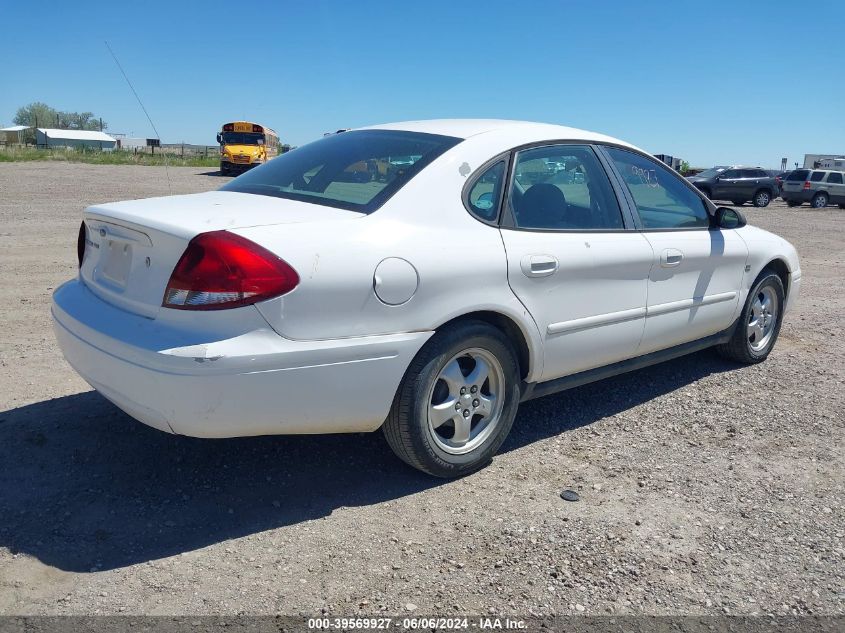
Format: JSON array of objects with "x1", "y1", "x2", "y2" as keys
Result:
[
  {"x1": 714, "y1": 206, "x2": 746, "y2": 229},
  {"x1": 216, "y1": 133, "x2": 222, "y2": 144}
]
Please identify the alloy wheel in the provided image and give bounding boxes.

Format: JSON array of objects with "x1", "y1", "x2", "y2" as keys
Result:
[
  {"x1": 426, "y1": 348, "x2": 506, "y2": 455},
  {"x1": 747, "y1": 286, "x2": 778, "y2": 352}
]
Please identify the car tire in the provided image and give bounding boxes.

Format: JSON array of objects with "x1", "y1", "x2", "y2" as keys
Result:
[
  {"x1": 839, "y1": 204, "x2": 845, "y2": 210},
  {"x1": 732, "y1": 200, "x2": 744, "y2": 206},
  {"x1": 811, "y1": 193, "x2": 828, "y2": 208},
  {"x1": 716, "y1": 271, "x2": 785, "y2": 364},
  {"x1": 383, "y1": 320, "x2": 521, "y2": 478},
  {"x1": 752, "y1": 190, "x2": 771, "y2": 207}
]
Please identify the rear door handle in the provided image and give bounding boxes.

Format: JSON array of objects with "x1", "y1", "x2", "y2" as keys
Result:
[
  {"x1": 521, "y1": 254, "x2": 559, "y2": 277},
  {"x1": 660, "y1": 249, "x2": 684, "y2": 268}
]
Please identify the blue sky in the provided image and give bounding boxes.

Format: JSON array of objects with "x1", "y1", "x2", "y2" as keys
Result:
[{"x1": 2, "y1": 0, "x2": 843, "y2": 168}]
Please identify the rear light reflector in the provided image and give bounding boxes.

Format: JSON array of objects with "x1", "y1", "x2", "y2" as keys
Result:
[
  {"x1": 162, "y1": 231, "x2": 299, "y2": 310},
  {"x1": 803, "y1": 181, "x2": 811, "y2": 190},
  {"x1": 77, "y1": 221, "x2": 87, "y2": 268}
]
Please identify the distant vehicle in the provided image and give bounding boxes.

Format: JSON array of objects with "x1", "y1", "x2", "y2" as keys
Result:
[
  {"x1": 780, "y1": 169, "x2": 845, "y2": 208},
  {"x1": 543, "y1": 159, "x2": 566, "y2": 173},
  {"x1": 217, "y1": 122, "x2": 280, "y2": 176},
  {"x1": 687, "y1": 166, "x2": 777, "y2": 207}
]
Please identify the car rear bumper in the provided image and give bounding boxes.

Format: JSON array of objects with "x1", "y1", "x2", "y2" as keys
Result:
[
  {"x1": 52, "y1": 279, "x2": 432, "y2": 437},
  {"x1": 781, "y1": 191, "x2": 813, "y2": 203}
]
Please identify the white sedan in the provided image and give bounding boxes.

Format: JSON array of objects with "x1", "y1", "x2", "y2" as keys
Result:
[{"x1": 53, "y1": 120, "x2": 801, "y2": 477}]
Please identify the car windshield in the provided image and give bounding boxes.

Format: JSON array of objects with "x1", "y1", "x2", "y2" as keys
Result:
[
  {"x1": 221, "y1": 132, "x2": 264, "y2": 145},
  {"x1": 695, "y1": 166, "x2": 728, "y2": 178},
  {"x1": 220, "y1": 129, "x2": 461, "y2": 213}
]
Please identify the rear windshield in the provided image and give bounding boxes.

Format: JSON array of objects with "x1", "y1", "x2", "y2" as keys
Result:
[
  {"x1": 787, "y1": 170, "x2": 809, "y2": 181},
  {"x1": 221, "y1": 130, "x2": 462, "y2": 213}
]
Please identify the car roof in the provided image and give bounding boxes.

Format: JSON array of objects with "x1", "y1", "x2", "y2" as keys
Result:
[{"x1": 357, "y1": 118, "x2": 640, "y2": 150}]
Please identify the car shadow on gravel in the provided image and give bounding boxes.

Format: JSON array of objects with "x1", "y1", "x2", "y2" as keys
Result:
[
  {"x1": 0, "y1": 349, "x2": 738, "y2": 573},
  {"x1": 502, "y1": 349, "x2": 738, "y2": 450}
]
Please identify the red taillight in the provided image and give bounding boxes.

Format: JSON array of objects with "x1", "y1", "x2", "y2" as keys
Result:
[
  {"x1": 252, "y1": 124, "x2": 263, "y2": 133},
  {"x1": 162, "y1": 231, "x2": 299, "y2": 310},
  {"x1": 77, "y1": 221, "x2": 87, "y2": 268},
  {"x1": 803, "y1": 181, "x2": 811, "y2": 190},
  {"x1": 223, "y1": 123, "x2": 233, "y2": 132}
]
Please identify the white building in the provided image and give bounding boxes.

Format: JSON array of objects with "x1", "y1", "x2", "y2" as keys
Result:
[
  {"x1": 0, "y1": 124, "x2": 29, "y2": 144},
  {"x1": 803, "y1": 153, "x2": 845, "y2": 169},
  {"x1": 35, "y1": 128, "x2": 117, "y2": 150}
]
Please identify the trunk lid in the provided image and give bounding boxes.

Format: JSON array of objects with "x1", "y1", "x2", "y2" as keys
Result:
[{"x1": 79, "y1": 191, "x2": 362, "y2": 318}]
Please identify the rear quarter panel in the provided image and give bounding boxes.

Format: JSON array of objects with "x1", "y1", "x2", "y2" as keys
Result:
[{"x1": 234, "y1": 135, "x2": 546, "y2": 380}]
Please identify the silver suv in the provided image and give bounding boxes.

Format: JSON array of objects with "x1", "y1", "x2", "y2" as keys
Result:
[{"x1": 781, "y1": 169, "x2": 845, "y2": 208}]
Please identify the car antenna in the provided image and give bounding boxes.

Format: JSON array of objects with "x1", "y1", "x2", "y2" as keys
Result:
[{"x1": 104, "y1": 41, "x2": 171, "y2": 194}]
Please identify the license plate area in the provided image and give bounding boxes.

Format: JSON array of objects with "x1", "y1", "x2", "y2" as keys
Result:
[{"x1": 100, "y1": 240, "x2": 133, "y2": 288}]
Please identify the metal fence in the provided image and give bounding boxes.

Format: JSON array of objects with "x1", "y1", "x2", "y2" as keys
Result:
[{"x1": 0, "y1": 142, "x2": 219, "y2": 158}]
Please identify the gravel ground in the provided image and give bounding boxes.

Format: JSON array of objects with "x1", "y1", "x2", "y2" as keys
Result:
[{"x1": 0, "y1": 162, "x2": 842, "y2": 616}]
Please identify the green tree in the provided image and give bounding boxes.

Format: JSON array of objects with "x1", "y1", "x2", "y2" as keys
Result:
[
  {"x1": 13, "y1": 102, "x2": 58, "y2": 128},
  {"x1": 679, "y1": 160, "x2": 691, "y2": 175},
  {"x1": 13, "y1": 102, "x2": 107, "y2": 131}
]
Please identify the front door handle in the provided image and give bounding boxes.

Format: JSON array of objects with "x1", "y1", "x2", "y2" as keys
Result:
[
  {"x1": 660, "y1": 249, "x2": 684, "y2": 268},
  {"x1": 521, "y1": 254, "x2": 559, "y2": 278}
]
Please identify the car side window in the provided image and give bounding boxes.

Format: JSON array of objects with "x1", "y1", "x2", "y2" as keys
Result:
[
  {"x1": 606, "y1": 147, "x2": 710, "y2": 230},
  {"x1": 466, "y1": 161, "x2": 505, "y2": 222},
  {"x1": 827, "y1": 172, "x2": 843, "y2": 184},
  {"x1": 810, "y1": 171, "x2": 825, "y2": 182},
  {"x1": 508, "y1": 145, "x2": 624, "y2": 230},
  {"x1": 723, "y1": 169, "x2": 741, "y2": 179}
]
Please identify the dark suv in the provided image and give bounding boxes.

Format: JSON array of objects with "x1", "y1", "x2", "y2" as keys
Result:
[{"x1": 686, "y1": 166, "x2": 777, "y2": 207}]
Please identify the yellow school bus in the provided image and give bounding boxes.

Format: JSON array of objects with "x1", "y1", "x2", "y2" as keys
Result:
[{"x1": 217, "y1": 121, "x2": 279, "y2": 175}]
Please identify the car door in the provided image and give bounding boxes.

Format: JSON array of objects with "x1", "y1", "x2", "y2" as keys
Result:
[
  {"x1": 602, "y1": 147, "x2": 749, "y2": 354},
  {"x1": 495, "y1": 144, "x2": 653, "y2": 381},
  {"x1": 712, "y1": 168, "x2": 739, "y2": 200},
  {"x1": 825, "y1": 171, "x2": 844, "y2": 203},
  {"x1": 741, "y1": 169, "x2": 763, "y2": 199}
]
